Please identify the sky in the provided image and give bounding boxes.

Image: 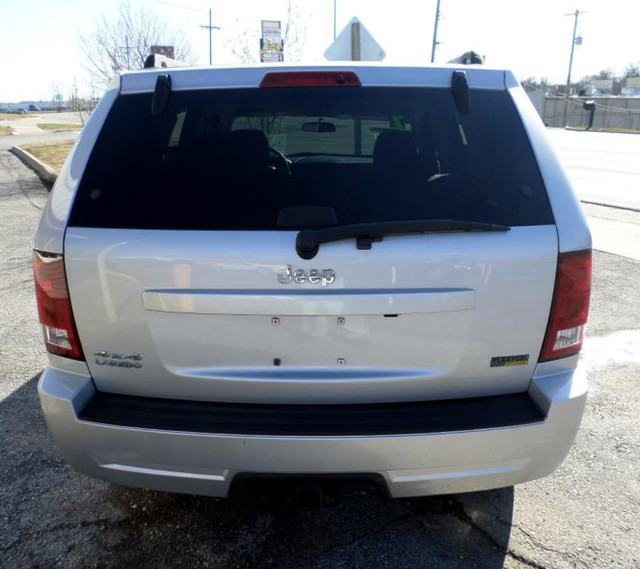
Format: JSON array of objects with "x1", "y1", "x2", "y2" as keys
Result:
[{"x1": 1, "y1": 0, "x2": 639, "y2": 103}]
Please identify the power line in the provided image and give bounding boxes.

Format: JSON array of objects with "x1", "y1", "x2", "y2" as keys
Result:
[{"x1": 147, "y1": 0, "x2": 203, "y2": 14}]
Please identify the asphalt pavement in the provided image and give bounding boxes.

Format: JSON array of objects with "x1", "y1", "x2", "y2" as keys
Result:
[
  {"x1": 546, "y1": 128, "x2": 640, "y2": 212},
  {"x1": 0, "y1": 127, "x2": 639, "y2": 568}
]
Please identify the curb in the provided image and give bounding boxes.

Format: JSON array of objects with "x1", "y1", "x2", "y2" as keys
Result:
[
  {"x1": 581, "y1": 200, "x2": 640, "y2": 214},
  {"x1": 10, "y1": 145, "x2": 58, "y2": 184}
]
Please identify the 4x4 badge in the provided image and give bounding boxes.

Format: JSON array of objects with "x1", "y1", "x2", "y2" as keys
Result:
[{"x1": 277, "y1": 265, "x2": 336, "y2": 286}]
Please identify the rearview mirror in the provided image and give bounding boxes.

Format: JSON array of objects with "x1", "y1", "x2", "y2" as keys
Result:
[{"x1": 302, "y1": 119, "x2": 336, "y2": 133}]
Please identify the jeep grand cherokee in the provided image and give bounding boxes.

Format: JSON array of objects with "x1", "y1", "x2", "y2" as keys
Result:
[{"x1": 34, "y1": 64, "x2": 591, "y2": 498}]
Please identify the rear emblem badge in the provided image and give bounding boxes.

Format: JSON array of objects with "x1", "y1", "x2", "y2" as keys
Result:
[
  {"x1": 94, "y1": 351, "x2": 143, "y2": 368},
  {"x1": 490, "y1": 354, "x2": 529, "y2": 367},
  {"x1": 277, "y1": 265, "x2": 336, "y2": 286}
]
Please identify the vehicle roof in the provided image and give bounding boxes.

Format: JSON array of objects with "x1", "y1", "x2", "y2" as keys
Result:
[{"x1": 117, "y1": 63, "x2": 518, "y2": 94}]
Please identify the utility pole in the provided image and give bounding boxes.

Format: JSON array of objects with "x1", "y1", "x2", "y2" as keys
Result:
[
  {"x1": 200, "y1": 8, "x2": 221, "y2": 65},
  {"x1": 430, "y1": 0, "x2": 441, "y2": 63},
  {"x1": 566, "y1": 10, "x2": 583, "y2": 90},
  {"x1": 333, "y1": 0, "x2": 337, "y2": 39},
  {"x1": 72, "y1": 77, "x2": 78, "y2": 109},
  {"x1": 563, "y1": 9, "x2": 584, "y2": 126},
  {"x1": 117, "y1": 36, "x2": 133, "y2": 71}
]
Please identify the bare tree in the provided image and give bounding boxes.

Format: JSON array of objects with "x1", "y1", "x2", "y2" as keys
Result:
[
  {"x1": 80, "y1": 2, "x2": 195, "y2": 90},
  {"x1": 583, "y1": 68, "x2": 616, "y2": 81},
  {"x1": 70, "y1": 94, "x2": 96, "y2": 126},
  {"x1": 282, "y1": 0, "x2": 308, "y2": 62},
  {"x1": 522, "y1": 76, "x2": 549, "y2": 90},
  {"x1": 623, "y1": 62, "x2": 640, "y2": 78},
  {"x1": 228, "y1": 26, "x2": 260, "y2": 64}
]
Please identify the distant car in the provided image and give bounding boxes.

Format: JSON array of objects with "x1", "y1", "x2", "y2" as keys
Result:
[
  {"x1": 16, "y1": 108, "x2": 27, "y2": 114},
  {"x1": 28, "y1": 104, "x2": 40, "y2": 111},
  {"x1": 34, "y1": 63, "x2": 592, "y2": 500}
]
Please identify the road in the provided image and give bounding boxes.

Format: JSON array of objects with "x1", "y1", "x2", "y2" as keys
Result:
[
  {"x1": 0, "y1": 116, "x2": 79, "y2": 151},
  {"x1": 545, "y1": 128, "x2": 640, "y2": 261},
  {"x1": 0, "y1": 128, "x2": 639, "y2": 568},
  {"x1": 546, "y1": 128, "x2": 640, "y2": 212}
]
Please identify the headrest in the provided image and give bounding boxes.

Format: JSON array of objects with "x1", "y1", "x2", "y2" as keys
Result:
[
  {"x1": 229, "y1": 129, "x2": 270, "y2": 172},
  {"x1": 373, "y1": 130, "x2": 418, "y2": 171}
]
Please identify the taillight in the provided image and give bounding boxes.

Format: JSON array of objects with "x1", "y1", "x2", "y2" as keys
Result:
[
  {"x1": 540, "y1": 249, "x2": 592, "y2": 361},
  {"x1": 259, "y1": 71, "x2": 362, "y2": 87},
  {"x1": 33, "y1": 251, "x2": 83, "y2": 359}
]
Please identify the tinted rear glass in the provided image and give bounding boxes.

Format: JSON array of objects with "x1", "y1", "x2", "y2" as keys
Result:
[{"x1": 69, "y1": 86, "x2": 553, "y2": 230}]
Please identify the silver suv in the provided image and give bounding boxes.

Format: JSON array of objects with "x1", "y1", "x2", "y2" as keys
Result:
[{"x1": 34, "y1": 64, "x2": 591, "y2": 499}]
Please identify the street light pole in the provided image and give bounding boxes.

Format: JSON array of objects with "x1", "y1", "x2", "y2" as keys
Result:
[{"x1": 430, "y1": 0, "x2": 441, "y2": 63}]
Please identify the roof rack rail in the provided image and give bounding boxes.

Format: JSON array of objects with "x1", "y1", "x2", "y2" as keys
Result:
[
  {"x1": 448, "y1": 51, "x2": 485, "y2": 65},
  {"x1": 143, "y1": 54, "x2": 188, "y2": 69}
]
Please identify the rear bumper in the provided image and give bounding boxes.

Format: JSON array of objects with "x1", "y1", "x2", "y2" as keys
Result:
[{"x1": 38, "y1": 366, "x2": 587, "y2": 498}]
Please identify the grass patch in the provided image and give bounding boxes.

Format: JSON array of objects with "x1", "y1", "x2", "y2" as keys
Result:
[
  {"x1": 20, "y1": 142, "x2": 74, "y2": 172},
  {"x1": 0, "y1": 125, "x2": 13, "y2": 135},
  {"x1": 592, "y1": 128, "x2": 640, "y2": 134},
  {"x1": 1, "y1": 113, "x2": 27, "y2": 120},
  {"x1": 37, "y1": 122, "x2": 83, "y2": 131},
  {"x1": 567, "y1": 126, "x2": 640, "y2": 134}
]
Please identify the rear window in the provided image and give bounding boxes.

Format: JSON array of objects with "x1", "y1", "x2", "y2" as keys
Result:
[{"x1": 69, "y1": 86, "x2": 553, "y2": 230}]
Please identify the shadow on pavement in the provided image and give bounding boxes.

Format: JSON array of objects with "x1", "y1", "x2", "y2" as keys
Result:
[{"x1": 1, "y1": 374, "x2": 514, "y2": 569}]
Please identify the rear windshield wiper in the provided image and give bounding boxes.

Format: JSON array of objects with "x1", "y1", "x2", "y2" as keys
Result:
[{"x1": 296, "y1": 219, "x2": 510, "y2": 259}]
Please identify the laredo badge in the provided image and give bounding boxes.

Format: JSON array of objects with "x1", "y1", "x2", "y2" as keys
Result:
[{"x1": 490, "y1": 354, "x2": 529, "y2": 367}]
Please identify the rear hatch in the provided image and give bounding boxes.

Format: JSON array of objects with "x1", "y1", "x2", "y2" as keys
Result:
[{"x1": 63, "y1": 70, "x2": 558, "y2": 404}]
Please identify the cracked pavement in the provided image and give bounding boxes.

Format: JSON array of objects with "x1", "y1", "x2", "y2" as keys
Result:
[{"x1": 1, "y1": 136, "x2": 639, "y2": 568}]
